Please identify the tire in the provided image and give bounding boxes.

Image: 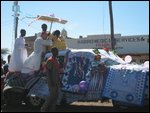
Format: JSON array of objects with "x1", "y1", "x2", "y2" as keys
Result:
[
  {"x1": 27, "y1": 95, "x2": 44, "y2": 108},
  {"x1": 3, "y1": 87, "x2": 25, "y2": 106}
]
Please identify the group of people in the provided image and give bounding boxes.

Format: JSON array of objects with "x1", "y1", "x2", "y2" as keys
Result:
[
  {"x1": 9, "y1": 24, "x2": 66, "y2": 74},
  {"x1": 4, "y1": 23, "x2": 66, "y2": 112},
  {"x1": 1, "y1": 55, "x2": 11, "y2": 76}
]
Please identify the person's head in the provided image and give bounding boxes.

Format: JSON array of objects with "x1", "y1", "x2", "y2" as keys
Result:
[
  {"x1": 52, "y1": 30, "x2": 60, "y2": 38},
  {"x1": 7, "y1": 55, "x2": 11, "y2": 63},
  {"x1": 51, "y1": 47, "x2": 58, "y2": 57},
  {"x1": 20, "y1": 29, "x2": 26, "y2": 37},
  {"x1": 41, "y1": 24, "x2": 47, "y2": 32}
]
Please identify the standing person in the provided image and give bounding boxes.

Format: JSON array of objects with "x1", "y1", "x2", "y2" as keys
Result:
[
  {"x1": 40, "y1": 24, "x2": 51, "y2": 60},
  {"x1": 41, "y1": 47, "x2": 60, "y2": 112},
  {"x1": 3, "y1": 55, "x2": 11, "y2": 75},
  {"x1": 9, "y1": 29, "x2": 28, "y2": 72},
  {"x1": 21, "y1": 30, "x2": 52, "y2": 75}
]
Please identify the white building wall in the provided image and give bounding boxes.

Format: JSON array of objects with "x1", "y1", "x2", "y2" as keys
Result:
[{"x1": 66, "y1": 34, "x2": 149, "y2": 55}]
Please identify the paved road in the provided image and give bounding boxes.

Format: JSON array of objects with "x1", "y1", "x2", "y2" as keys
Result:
[{"x1": 1, "y1": 101, "x2": 149, "y2": 112}]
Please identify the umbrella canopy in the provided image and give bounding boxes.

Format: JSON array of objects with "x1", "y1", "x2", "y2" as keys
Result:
[
  {"x1": 36, "y1": 15, "x2": 67, "y2": 24},
  {"x1": 28, "y1": 15, "x2": 68, "y2": 33},
  {"x1": 29, "y1": 15, "x2": 68, "y2": 26}
]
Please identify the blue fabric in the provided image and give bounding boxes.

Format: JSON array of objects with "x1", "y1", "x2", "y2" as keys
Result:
[
  {"x1": 24, "y1": 75, "x2": 41, "y2": 90},
  {"x1": 4, "y1": 73, "x2": 26, "y2": 88},
  {"x1": 64, "y1": 66, "x2": 107, "y2": 103},
  {"x1": 61, "y1": 51, "x2": 94, "y2": 94},
  {"x1": 27, "y1": 78, "x2": 50, "y2": 100},
  {"x1": 102, "y1": 65, "x2": 148, "y2": 106}
]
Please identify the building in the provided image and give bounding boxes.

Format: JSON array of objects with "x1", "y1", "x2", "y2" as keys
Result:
[{"x1": 25, "y1": 34, "x2": 149, "y2": 64}]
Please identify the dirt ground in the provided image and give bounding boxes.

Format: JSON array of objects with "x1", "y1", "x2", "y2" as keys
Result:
[{"x1": 1, "y1": 101, "x2": 149, "y2": 112}]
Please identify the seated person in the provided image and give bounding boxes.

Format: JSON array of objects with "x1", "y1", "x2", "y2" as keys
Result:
[{"x1": 47, "y1": 30, "x2": 67, "y2": 50}]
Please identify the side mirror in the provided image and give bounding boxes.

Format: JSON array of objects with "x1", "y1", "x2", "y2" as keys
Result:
[{"x1": 124, "y1": 55, "x2": 132, "y2": 63}]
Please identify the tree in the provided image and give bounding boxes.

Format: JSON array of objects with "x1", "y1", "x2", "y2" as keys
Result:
[{"x1": 1, "y1": 48, "x2": 9, "y2": 58}]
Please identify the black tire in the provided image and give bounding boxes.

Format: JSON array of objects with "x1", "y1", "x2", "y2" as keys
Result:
[
  {"x1": 3, "y1": 86, "x2": 27, "y2": 106},
  {"x1": 27, "y1": 95, "x2": 44, "y2": 108}
]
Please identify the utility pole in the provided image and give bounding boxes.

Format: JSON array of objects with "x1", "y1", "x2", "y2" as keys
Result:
[
  {"x1": 109, "y1": 1, "x2": 115, "y2": 50},
  {"x1": 12, "y1": 1, "x2": 20, "y2": 39}
]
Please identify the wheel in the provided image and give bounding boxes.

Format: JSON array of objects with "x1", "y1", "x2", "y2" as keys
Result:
[
  {"x1": 27, "y1": 95, "x2": 44, "y2": 108},
  {"x1": 3, "y1": 86, "x2": 25, "y2": 106}
]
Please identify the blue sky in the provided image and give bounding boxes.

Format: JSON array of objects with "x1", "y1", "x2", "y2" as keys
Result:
[{"x1": 1, "y1": 1, "x2": 149, "y2": 60}]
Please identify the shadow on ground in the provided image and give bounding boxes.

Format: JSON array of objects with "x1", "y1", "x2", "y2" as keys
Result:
[{"x1": 1, "y1": 104, "x2": 149, "y2": 112}]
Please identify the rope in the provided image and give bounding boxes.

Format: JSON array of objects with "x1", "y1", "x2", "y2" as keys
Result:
[{"x1": 19, "y1": 19, "x2": 41, "y2": 31}]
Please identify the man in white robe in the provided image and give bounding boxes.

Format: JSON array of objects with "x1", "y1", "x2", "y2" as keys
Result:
[
  {"x1": 21, "y1": 31, "x2": 52, "y2": 74},
  {"x1": 9, "y1": 29, "x2": 28, "y2": 72}
]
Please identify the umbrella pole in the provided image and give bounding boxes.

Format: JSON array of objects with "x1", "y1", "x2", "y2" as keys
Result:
[{"x1": 49, "y1": 22, "x2": 53, "y2": 34}]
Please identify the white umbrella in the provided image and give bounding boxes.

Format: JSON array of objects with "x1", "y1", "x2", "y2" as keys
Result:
[{"x1": 28, "y1": 15, "x2": 68, "y2": 33}]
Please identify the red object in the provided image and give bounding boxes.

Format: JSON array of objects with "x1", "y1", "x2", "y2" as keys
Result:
[
  {"x1": 46, "y1": 56, "x2": 60, "y2": 71},
  {"x1": 95, "y1": 55, "x2": 101, "y2": 61},
  {"x1": 103, "y1": 48, "x2": 109, "y2": 52}
]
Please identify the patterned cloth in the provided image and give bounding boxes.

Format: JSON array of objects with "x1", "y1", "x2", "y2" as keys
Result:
[
  {"x1": 61, "y1": 50, "x2": 94, "y2": 94},
  {"x1": 64, "y1": 66, "x2": 108, "y2": 103},
  {"x1": 4, "y1": 73, "x2": 26, "y2": 88},
  {"x1": 27, "y1": 78, "x2": 50, "y2": 100},
  {"x1": 102, "y1": 64, "x2": 148, "y2": 106}
]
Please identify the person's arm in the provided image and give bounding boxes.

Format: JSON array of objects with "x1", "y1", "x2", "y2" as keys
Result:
[
  {"x1": 42, "y1": 39, "x2": 52, "y2": 46},
  {"x1": 59, "y1": 36, "x2": 65, "y2": 41},
  {"x1": 47, "y1": 33, "x2": 54, "y2": 40}
]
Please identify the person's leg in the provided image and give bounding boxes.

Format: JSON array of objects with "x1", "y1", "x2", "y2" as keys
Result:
[
  {"x1": 48, "y1": 86, "x2": 59, "y2": 112},
  {"x1": 41, "y1": 87, "x2": 52, "y2": 112}
]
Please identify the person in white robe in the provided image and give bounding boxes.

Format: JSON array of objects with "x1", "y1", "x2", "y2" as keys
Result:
[
  {"x1": 9, "y1": 29, "x2": 28, "y2": 72},
  {"x1": 21, "y1": 32, "x2": 52, "y2": 74}
]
